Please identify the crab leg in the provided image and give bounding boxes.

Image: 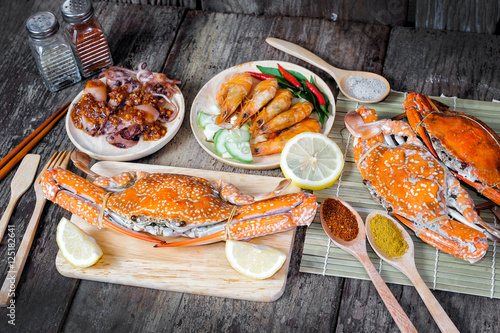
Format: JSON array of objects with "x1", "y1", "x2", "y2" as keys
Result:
[
  {"x1": 41, "y1": 168, "x2": 163, "y2": 243},
  {"x1": 453, "y1": 174, "x2": 500, "y2": 207},
  {"x1": 402, "y1": 93, "x2": 441, "y2": 158},
  {"x1": 156, "y1": 214, "x2": 294, "y2": 247},
  {"x1": 54, "y1": 191, "x2": 163, "y2": 243},
  {"x1": 233, "y1": 192, "x2": 304, "y2": 221},
  {"x1": 157, "y1": 194, "x2": 317, "y2": 247}
]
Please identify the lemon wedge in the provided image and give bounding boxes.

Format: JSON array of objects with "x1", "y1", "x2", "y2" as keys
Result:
[
  {"x1": 280, "y1": 132, "x2": 344, "y2": 190},
  {"x1": 56, "y1": 217, "x2": 103, "y2": 268},
  {"x1": 225, "y1": 240, "x2": 287, "y2": 280}
]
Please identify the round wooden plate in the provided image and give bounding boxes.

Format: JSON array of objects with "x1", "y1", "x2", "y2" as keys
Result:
[{"x1": 190, "y1": 60, "x2": 336, "y2": 170}]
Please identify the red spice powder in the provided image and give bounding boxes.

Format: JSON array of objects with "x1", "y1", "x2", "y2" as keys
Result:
[{"x1": 322, "y1": 198, "x2": 359, "y2": 241}]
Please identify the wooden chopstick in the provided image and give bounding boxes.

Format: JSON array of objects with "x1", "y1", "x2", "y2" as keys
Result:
[{"x1": 0, "y1": 102, "x2": 70, "y2": 182}]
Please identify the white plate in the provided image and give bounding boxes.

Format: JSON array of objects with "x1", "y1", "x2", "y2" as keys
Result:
[
  {"x1": 190, "y1": 60, "x2": 336, "y2": 170},
  {"x1": 66, "y1": 78, "x2": 185, "y2": 161}
]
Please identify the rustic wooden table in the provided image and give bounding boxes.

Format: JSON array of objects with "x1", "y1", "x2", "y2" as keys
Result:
[{"x1": 1, "y1": 1, "x2": 500, "y2": 332}]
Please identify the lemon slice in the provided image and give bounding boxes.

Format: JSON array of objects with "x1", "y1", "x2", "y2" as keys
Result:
[
  {"x1": 225, "y1": 240, "x2": 287, "y2": 280},
  {"x1": 56, "y1": 217, "x2": 103, "y2": 268},
  {"x1": 280, "y1": 132, "x2": 344, "y2": 190}
]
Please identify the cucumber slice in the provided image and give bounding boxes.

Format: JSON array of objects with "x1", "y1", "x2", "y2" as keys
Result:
[
  {"x1": 228, "y1": 128, "x2": 251, "y2": 143},
  {"x1": 238, "y1": 126, "x2": 251, "y2": 142},
  {"x1": 214, "y1": 129, "x2": 230, "y2": 155},
  {"x1": 197, "y1": 111, "x2": 212, "y2": 129},
  {"x1": 225, "y1": 141, "x2": 253, "y2": 164}
]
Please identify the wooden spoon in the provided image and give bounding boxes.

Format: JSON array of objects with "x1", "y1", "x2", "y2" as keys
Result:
[
  {"x1": 0, "y1": 154, "x2": 40, "y2": 240},
  {"x1": 366, "y1": 211, "x2": 459, "y2": 333},
  {"x1": 319, "y1": 197, "x2": 417, "y2": 333},
  {"x1": 266, "y1": 37, "x2": 390, "y2": 103}
]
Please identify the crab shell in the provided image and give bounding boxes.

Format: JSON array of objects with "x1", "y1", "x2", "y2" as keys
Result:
[
  {"x1": 347, "y1": 106, "x2": 488, "y2": 263},
  {"x1": 108, "y1": 173, "x2": 234, "y2": 225},
  {"x1": 404, "y1": 92, "x2": 500, "y2": 205}
]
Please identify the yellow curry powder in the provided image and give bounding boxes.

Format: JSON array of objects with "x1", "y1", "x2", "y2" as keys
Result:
[{"x1": 369, "y1": 214, "x2": 408, "y2": 258}]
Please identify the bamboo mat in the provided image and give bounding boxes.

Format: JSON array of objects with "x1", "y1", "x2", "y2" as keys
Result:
[{"x1": 300, "y1": 91, "x2": 500, "y2": 298}]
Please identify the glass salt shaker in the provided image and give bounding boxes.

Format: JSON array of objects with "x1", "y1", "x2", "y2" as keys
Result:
[
  {"x1": 60, "y1": 0, "x2": 113, "y2": 78},
  {"x1": 26, "y1": 12, "x2": 81, "y2": 92}
]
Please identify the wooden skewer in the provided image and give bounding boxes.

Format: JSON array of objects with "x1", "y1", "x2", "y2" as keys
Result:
[{"x1": 0, "y1": 102, "x2": 69, "y2": 182}]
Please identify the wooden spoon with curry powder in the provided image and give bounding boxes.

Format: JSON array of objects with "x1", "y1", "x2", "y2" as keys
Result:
[
  {"x1": 319, "y1": 197, "x2": 417, "y2": 333},
  {"x1": 366, "y1": 211, "x2": 459, "y2": 333}
]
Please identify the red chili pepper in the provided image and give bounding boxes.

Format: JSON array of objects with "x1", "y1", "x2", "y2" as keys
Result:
[
  {"x1": 277, "y1": 64, "x2": 301, "y2": 89},
  {"x1": 245, "y1": 71, "x2": 275, "y2": 80},
  {"x1": 306, "y1": 80, "x2": 326, "y2": 106}
]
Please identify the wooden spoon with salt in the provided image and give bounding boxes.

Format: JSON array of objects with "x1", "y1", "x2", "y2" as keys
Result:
[
  {"x1": 365, "y1": 211, "x2": 459, "y2": 333},
  {"x1": 319, "y1": 197, "x2": 417, "y2": 333},
  {"x1": 266, "y1": 37, "x2": 390, "y2": 103}
]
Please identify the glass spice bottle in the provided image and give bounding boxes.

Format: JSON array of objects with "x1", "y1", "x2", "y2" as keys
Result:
[
  {"x1": 60, "y1": 0, "x2": 113, "y2": 78},
  {"x1": 26, "y1": 11, "x2": 81, "y2": 92}
]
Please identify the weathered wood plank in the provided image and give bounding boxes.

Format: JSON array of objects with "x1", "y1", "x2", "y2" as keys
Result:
[
  {"x1": 100, "y1": 0, "x2": 409, "y2": 25},
  {"x1": 414, "y1": 0, "x2": 500, "y2": 34},
  {"x1": 337, "y1": 279, "x2": 440, "y2": 332},
  {"x1": 100, "y1": 0, "x2": 500, "y2": 35},
  {"x1": 200, "y1": 0, "x2": 409, "y2": 25},
  {"x1": 383, "y1": 26, "x2": 500, "y2": 100},
  {"x1": 0, "y1": 2, "x2": 185, "y2": 332},
  {"x1": 331, "y1": 0, "x2": 408, "y2": 26},
  {"x1": 97, "y1": 0, "x2": 196, "y2": 8}
]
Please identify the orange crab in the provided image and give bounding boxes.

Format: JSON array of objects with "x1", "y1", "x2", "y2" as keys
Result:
[
  {"x1": 345, "y1": 106, "x2": 493, "y2": 263},
  {"x1": 41, "y1": 161, "x2": 317, "y2": 247},
  {"x1": 403, "y1": 92, "x2": 500, "y2": 206}
]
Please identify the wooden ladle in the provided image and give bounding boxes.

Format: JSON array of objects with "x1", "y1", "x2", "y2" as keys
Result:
[
  {"x1": 319, "y1": 197, "x2": 417, "y2": 333},
  {"x1": 266, "y1": 37, "x2": 390, "y2": 103},
  {"x1": 365, "y1": 211, "x2": 459, "y2": 333}
]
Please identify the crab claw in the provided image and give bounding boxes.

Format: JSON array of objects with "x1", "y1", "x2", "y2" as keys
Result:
[
  {"x1": 403, "y1": 92, "x2": 500, "y2": 207},
  {"x1": 93, "y1": 171, "x2": 150, "y2": 191},
  {"x1": 214, "y1": 178, "x2": 291, "y2": 205},
  {"x1": 156, "y1": 193, "x2": 317, "y2": 247},
  {"x1": 41, "y1": 168, "x2": 163, "y2": 244},
  {"x1": 396, "y1": 214, "x2": 488, "y2": 263},
  {"x1": 345, "y1": 110, "x2": 383, "y2": 140}
]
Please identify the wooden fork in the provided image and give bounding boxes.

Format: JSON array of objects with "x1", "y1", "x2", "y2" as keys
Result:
[{"x1": 0, "y1": 151, "x2": 71, "y2": 306}]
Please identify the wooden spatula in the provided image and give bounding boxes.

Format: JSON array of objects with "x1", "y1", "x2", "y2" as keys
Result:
[{"x1": 0, "y1": 154, "x2": 40, "y2": 240}]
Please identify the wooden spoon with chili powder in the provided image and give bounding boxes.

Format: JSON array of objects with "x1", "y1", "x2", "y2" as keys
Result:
[
  {"x1": 319, "y1": 197, "x2": 417, "y2": 333},
  {"x1": 365, "y1": 211, "x2": 459, "y2": 333}
]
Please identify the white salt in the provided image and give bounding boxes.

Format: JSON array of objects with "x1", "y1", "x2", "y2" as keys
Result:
[{"x1": 344, "y1": 75, "x2": 387, "y2": 101}]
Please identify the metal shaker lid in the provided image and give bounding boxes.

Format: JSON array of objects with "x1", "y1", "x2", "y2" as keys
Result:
[
  {"x1": 60, "y1": 0, "x2": 94, "y2": 23},
  {"x1": 26, "y1": 12, "x2": 59, "y2": 39}
]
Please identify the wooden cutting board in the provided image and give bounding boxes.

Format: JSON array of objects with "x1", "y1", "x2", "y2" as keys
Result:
[{"x1": 56, "y1": 161, "x2": 301, "y2": 302}]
